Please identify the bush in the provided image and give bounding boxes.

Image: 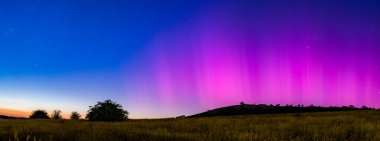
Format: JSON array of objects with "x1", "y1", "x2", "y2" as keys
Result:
[
  {"x1": 51, "y1": 110, "x2": 62, "y2": 120},
  {"x1": 30, "y1": 110, "x2": 49, "y2": 119},
  {"x1": 86, "y1": 99, "x2": 129, "y2": 121},
  {"x1": 70, "y1": 111, "x2": 81, "y2": 120}
]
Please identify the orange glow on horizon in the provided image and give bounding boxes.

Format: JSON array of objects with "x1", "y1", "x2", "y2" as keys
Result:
[
  {"x1": 0, "y1": 108, "x2": 29, "y2": 117},
  {"x1": 0, "y1": 108, "x2": 82, "y2": 119}
]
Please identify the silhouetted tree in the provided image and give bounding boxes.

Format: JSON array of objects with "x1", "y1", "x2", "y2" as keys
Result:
[
  {"x1": 176, "y1": 115, "x2": 186, "y2": 118},
  {"x1": 70, "y1": 111, "x2": 81, "y2": 120},
  {"x1": 51, "y1": 110, "x2": 62, "y2": 119},
  {"x1": 361, "y1": 106, "x2": 369, "y2": 110},
  {"x1": 30, "y1": 110, "x2": 49, "y2": 119},
  {"x1": 86, "y1": 99, "x2": 129, "y2": 121}
]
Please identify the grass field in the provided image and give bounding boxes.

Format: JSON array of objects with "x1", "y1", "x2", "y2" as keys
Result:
[{"x1": 1, "y1": 110, "x2": 380, "y2": 141}]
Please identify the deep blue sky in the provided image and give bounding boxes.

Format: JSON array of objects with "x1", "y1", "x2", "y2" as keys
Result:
[{"x1": 0, "y1": 0, "x2": 206, "y2": 75}]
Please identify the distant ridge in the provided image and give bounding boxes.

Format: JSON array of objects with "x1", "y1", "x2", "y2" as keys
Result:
[
  {"x1": 0, "y1": 115, "x2": 27, "y2": 119},
  {"x1": 188, "y1": 104, "x2": 374, "y2": 118}
]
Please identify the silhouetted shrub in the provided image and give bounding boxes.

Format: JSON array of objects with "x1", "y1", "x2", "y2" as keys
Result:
[
  {"x1": 30, "y1": 110, "x2": 49, "y2": 119},
  {"x1": 86, "y1": 99, "x2": 129, "y2": 121},
  {"x1": 70, "y1": 111, "x2": 81, "y2": 120},
  {"x1": 51, "y1": 110, "x2": 62, "y2": 119},
  {"x1": 176, "y1": 115, "x2": 186, "y2": 119}
]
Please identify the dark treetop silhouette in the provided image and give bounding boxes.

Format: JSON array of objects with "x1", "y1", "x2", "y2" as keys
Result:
[
  {"x1": 51, "y1": 110, "x2": 63, "y2": 120},
  {"x1": 86, "y1": 99, "x2": 129, "y2": 121},
  {"x1": 29, "y1": 110, "x2": 49, "y2": 119},
  {"x1": 70, "y1": 111, "x2": 81, "y2": 120}
]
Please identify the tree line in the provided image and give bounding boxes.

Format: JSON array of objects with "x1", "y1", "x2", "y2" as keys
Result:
[{"x1": 29, "y1": 99, "x2": 128, "y2": 121}]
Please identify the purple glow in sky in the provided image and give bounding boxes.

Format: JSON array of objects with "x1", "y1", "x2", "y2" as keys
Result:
[{"x1": 123, "y1": 1, "x2": 380, "y2": 117}]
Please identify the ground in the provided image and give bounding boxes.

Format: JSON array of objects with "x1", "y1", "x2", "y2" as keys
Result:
[{"x1": 1, "y1": 110, "x2": 380, "y2": 141}]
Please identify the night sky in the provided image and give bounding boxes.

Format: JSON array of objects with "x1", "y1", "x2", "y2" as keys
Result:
[{"x1": 0, "y1": 0, "x2": 379, "y2": 118}]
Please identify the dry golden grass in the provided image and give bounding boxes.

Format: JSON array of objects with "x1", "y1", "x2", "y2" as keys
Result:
[{"x1": 1, "y1": 110, "x2": 380, "y2": 141}]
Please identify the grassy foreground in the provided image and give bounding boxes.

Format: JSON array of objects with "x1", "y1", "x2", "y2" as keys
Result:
[{"x1": 1, "y1": 110, "x2": 380, "y2": 141}]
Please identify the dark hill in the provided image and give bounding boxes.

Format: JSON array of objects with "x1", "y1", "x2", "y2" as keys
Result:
[
  {"x1": 188, "y1": 104, "x2": 373, "y2": 118},
  {"x1": 0, "y1": 115, "x2": 27, "y2": 119}
]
